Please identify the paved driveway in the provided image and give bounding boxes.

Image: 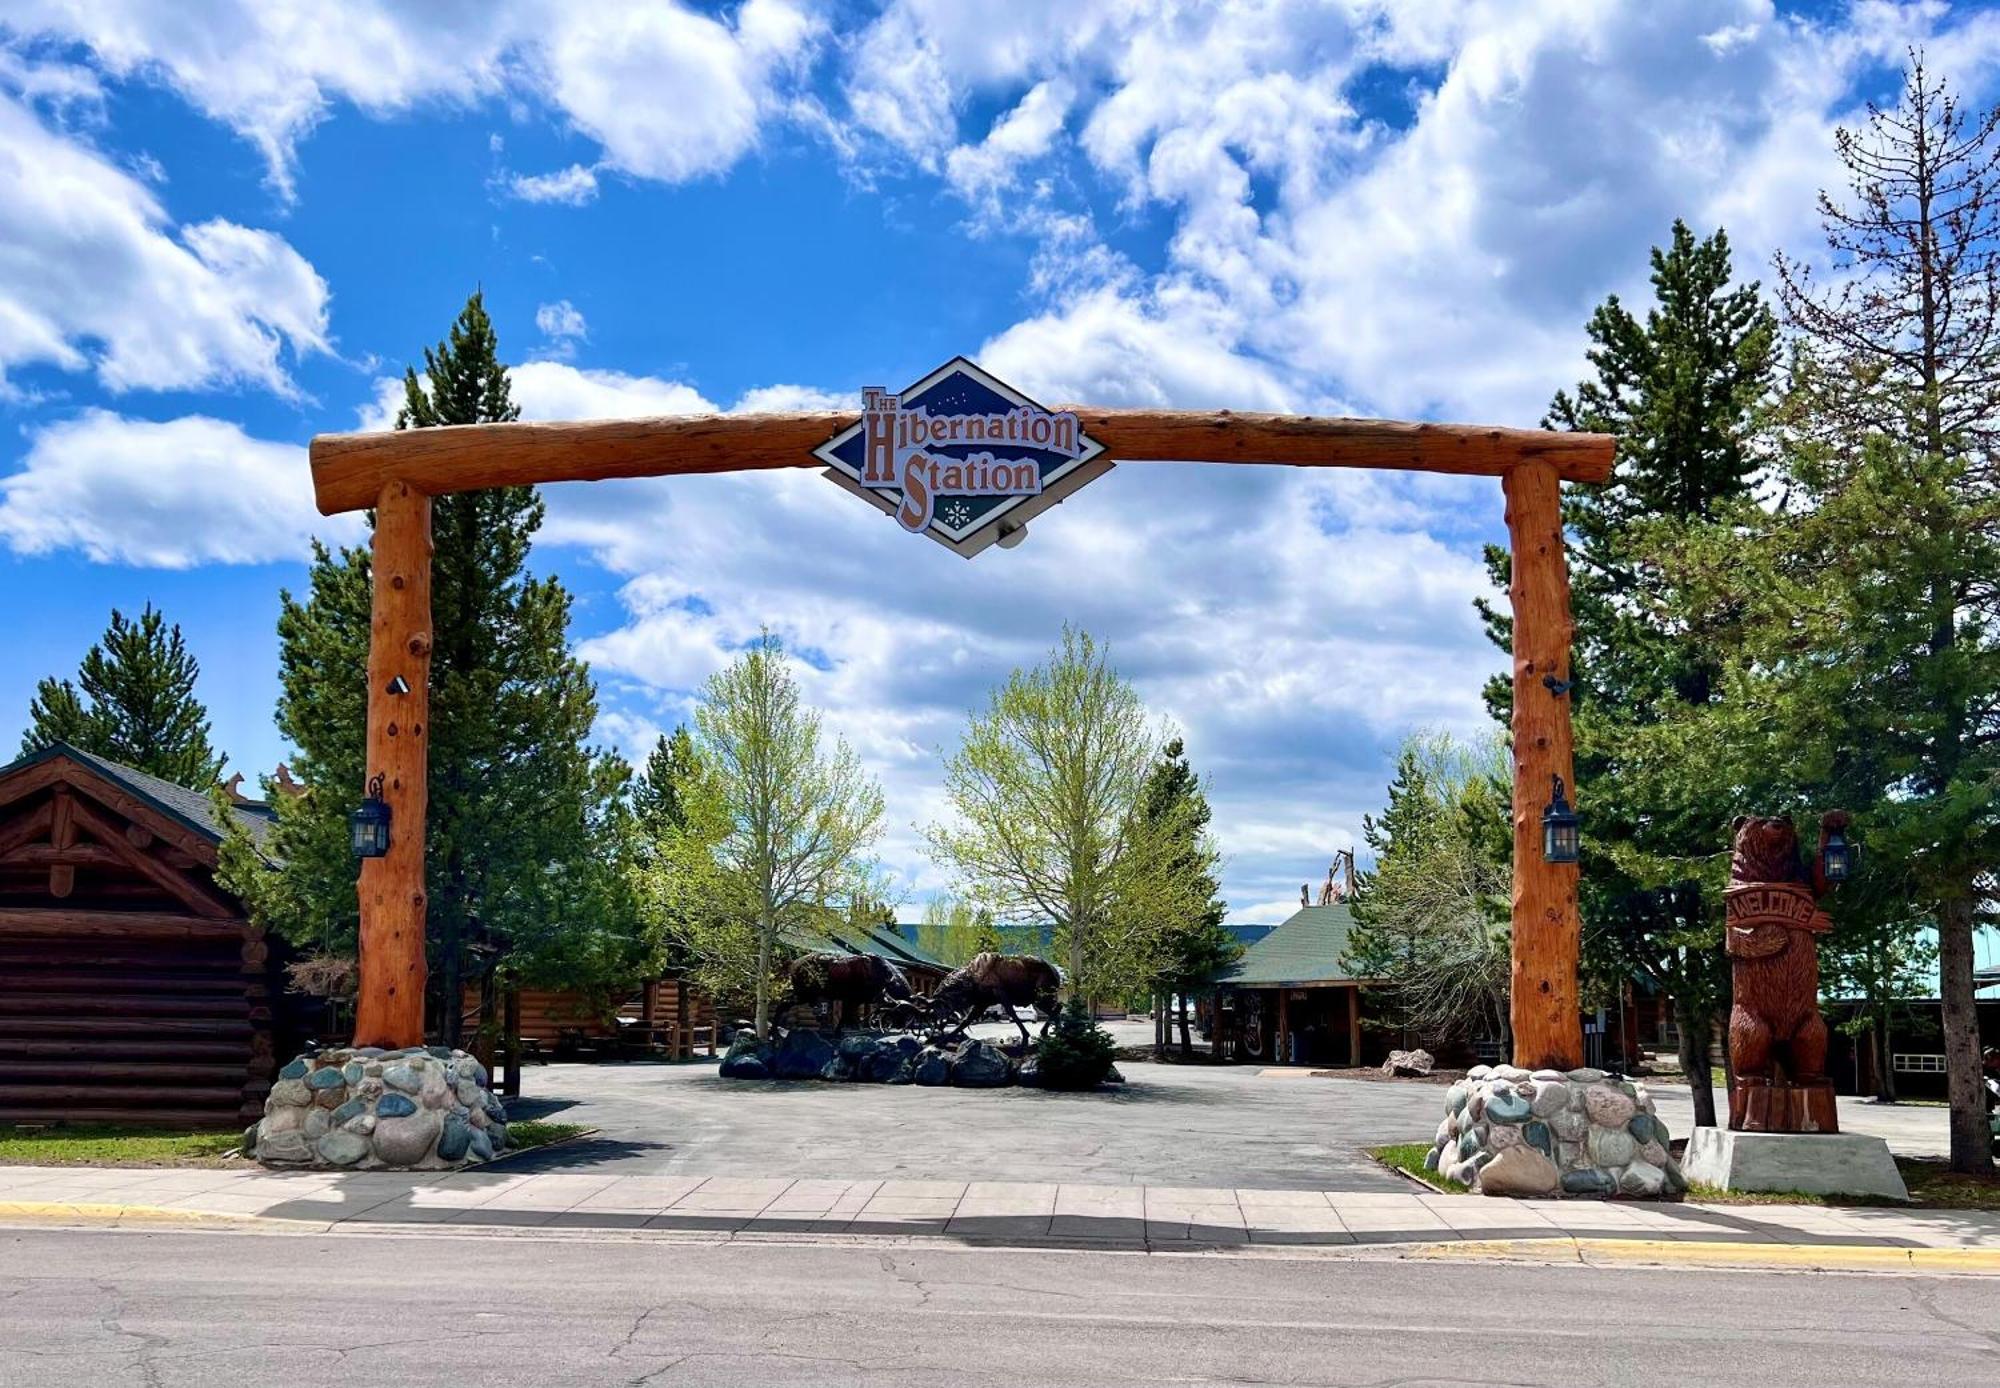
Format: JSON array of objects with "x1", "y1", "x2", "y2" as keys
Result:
[
  {"x1": 506, "y1": 1061, "x2": 1432, "y2": 1190},
  {"x1": 501, "y1": 1058, "x2": 1954, "y2": 1191}
]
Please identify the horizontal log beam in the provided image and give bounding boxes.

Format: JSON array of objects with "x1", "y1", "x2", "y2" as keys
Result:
[
  {"x1": 0, "y1": 909, "x2": 247, "y2": 940},
  {"x1": 0, "y1": 1016, "x2": 253, "y2": 1038},
  {"x1": 309, "y1": 409, "x2": 1615, "y2": 514}
]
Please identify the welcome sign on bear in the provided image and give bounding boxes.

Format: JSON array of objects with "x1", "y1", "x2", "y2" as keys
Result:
[{"x1": 814, "y1": 357, "x2": 1110, "y2": 558}]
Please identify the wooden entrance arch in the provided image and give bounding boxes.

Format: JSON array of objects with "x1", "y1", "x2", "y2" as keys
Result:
[{"x1": 308, "y1": 409, "x2": 1613, "y2": 1070}]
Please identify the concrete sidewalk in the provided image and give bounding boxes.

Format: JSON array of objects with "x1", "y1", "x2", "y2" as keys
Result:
[{"x1": 4, "y1": 1162, "x2": 1997, "y2": 1263}]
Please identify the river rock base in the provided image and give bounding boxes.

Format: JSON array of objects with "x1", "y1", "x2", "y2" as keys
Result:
[
  {"x1": 246, "y1": 1047, "x2": 508, "y2": 1170},
  {"x1": 1427, "y1": 1065, "x2": 1685, "y2": 1199}
]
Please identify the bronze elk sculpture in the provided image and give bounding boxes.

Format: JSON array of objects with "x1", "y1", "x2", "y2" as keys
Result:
[
  {"x1": 786, "y1": 952, "x2": 912, "y2": 1033},
  {"x1": 925, "y1": 952, "x2": 1063, "y2": 1049}
]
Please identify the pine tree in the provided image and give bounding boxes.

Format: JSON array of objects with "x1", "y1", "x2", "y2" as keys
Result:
[
  {"x1": 1139, "y1": 738, "x2": 1235, "y2": 1058},
  {"x1": 1349, "y1": 731, "x2": 1512, "y2": 1050},
  {"x1": 1471, "y1": 223, "x2": 1778, "y2": 1124},
  {"x1": 1768, "y1": 52, "x2": 2000, "y2": 1171},
  {"x1": 21, "y1": 604, "x2": 225, "y2": 786},
  {"x1": 634, "y1": 726, "x2": 702, "y2": 841},
  {"x1": 227, "y1": 292, "x2": 637, "y2": 1043}
]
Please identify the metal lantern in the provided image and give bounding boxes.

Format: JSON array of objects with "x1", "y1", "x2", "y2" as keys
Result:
[
  {"x1": 1543, "y1": 774, "x2": 1580, "y2": 864},
  {"x1": 1821, "y1": 825, "x2": 1853, "y2": 885},
  {"x1": 350, "y1": 773, "x2": 391, "y2": 859}
]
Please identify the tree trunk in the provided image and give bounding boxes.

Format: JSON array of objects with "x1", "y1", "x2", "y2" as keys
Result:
[
  {"x1": 353, "y1": 480, "x2": 433, "y2": 1050},
  {"x1": 1937, "y1": 895, "x2": 1988, "y2": 1173},
  {"x1": 1674, "y1": 992, "x2": 1716, "y2": 1128},
  {"x1": 1876, "y1": 1009, "x2": 1897, "y2": 1103},
  {"x1": 1502, "y1": 459, "x2": 1583, "y2": 1071},
  {"x1": 440, "y1": 904, "x2": 463, "y2": 1049},
  {"x1": 755, "y1": 902, "x2": 774, "y2": 1040},
  {"x1": 1152, "y1": 995, "x2": 1166, "y2": 1061}
]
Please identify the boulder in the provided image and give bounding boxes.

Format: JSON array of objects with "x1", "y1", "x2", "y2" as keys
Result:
[
  {"x1": 949, "y1": 1040, "x2": 1013, "y2": 1088},
  {"x1": 1560, "y1": 1168, "x2": 1616, "y2": 1196},
  {"x1": 719, "y1": 1036, "x2": 773, "y2": 1080},
  {"x1": 1381, "y1": 1048, "x2": 1435, "y2": 1077},
  {"x1": 770, "y1": 1029, "x2": 837, "y2": 1080},
  {"x1": 372, "y1": 1112, "x2": 443, "y2": 1166},
  {"x1": 1015, "y1": 1056, "x2": 1043, "y2": 1088},
  {"x1": 1477, "y1": 1144, "x2": 1560, "y2": 1197},
  {"x1": 1583, "y1": 1085, "x2": 1635, "y2": 1127},
  {"x1": 437, "y1": 1114, "x2": 474, "y2": 1163},
  {"x1": 1618, "y1": 1160, "x2": 1667, "y2": 1198},
  {"x1": 256, "y1": 1131, "x2": 310, "y2": 1164},
  {"x1": 912, "y1": 1049, "x2": 951, "y2": 1086},
  {"x1": 316, "y1": 1131, "x2": 370, "y2": 1167},
  {"x1": 861, "y1": 1035, "x2": 921, "y2": 1083}
]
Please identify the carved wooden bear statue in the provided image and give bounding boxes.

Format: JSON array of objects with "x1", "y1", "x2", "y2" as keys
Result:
[{"x1": 1723, "y1": 812, "x2": 1847, "y2": 1134}]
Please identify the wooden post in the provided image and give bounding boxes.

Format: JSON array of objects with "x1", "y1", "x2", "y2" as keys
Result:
[
  {"x1": 1504, "y1": 460, "x2": 1583, "y2": 1071},
  {"x1": 352, "y1": 480, "x2": 433, "y2": 1049},
  {"x1": 1347, "y1": 986, "x2": 1362, "y2": 1067}
]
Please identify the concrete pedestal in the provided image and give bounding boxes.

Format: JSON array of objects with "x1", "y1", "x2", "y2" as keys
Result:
[{"x1": 1681, "y1": 1127, "x2": 1907, "y2": 1201}]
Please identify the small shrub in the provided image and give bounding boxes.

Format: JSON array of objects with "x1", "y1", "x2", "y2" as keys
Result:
[{"x1": 1034, "y1": 1002, "x2": 1118, "y2": 1090}]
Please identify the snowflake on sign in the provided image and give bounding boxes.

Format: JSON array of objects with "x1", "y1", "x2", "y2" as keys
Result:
[{"x1": 942, "y1": 501, "x2": 972, "y2": 528}]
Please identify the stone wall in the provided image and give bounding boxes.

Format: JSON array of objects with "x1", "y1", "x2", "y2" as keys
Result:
[
  {"x1": 247, "y1": 1047, "x2": 508, "y2": 1170},
  {"x1": 1427, "y1": 1065, "x2": 1685, "y2": 1199}
]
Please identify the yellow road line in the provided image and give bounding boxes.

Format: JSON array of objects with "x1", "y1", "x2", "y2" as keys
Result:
[
  {"x1": 1414, "y1": 1236, "x2": 2000, "y2": 1273},
  {"x1": 0, "y1": 1201, "x2": 253, "y2": 1224}
]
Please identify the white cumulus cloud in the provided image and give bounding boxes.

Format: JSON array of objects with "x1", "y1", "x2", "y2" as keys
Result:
[
  {"x1": 0, "y1": 90, "x2": 329, "y2": 397},
  {"x1": 0, "y1": 410, "x2": 360, "y2": 566}
]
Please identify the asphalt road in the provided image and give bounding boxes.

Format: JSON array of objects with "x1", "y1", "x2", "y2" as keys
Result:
[
  {"x1": 1, "y1": 1225, "x2": 1994, "y2": 1387},
  {"x1": 497, "y1": 1056, "x2": 1952, "y2": 1189}
]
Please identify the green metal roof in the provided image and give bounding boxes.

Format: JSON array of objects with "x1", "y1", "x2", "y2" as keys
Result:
[{"x1": 1214, "y1": 904, "x2": 1363, "y2": 987}]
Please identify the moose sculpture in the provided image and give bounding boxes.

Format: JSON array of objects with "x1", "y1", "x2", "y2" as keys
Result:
[
  {"x1": 785, "y1": 952, "x2": 912, "y2": 1033},
  {"x1": 926, "y1": 952, "x2": 1062, "y2": 1049},
  {"x1": 1724, "y1": 812, "x2": 1848, "y2": 1134}
]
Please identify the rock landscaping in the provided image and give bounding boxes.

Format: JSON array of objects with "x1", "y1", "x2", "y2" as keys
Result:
[
  {"x1": 718, "y1": 1030, "x2": 1117, "y2": 1090},
  {"x1": 246, "y1": 1047, "x2": 508, "y2": 1170},
  {"x1": 1425, "y1": 1064, "x2": 1685, "y2": 1200}
]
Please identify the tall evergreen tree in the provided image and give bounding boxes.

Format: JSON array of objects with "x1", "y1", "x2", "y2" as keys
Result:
[
  {"x1": 634, "y1": 726, "x2": 702, "y2": 842},
  {"x1": 1473, "y1": 223, "x2": 1778, "y2": 1124},
  {"x1": 226, "y1": 292, "x2": 637, "y2": 1043},
  {"x1": 22, "y1": 604, "x2": 225, "y2": 786},
  {"x1": 1138, "y1": 738, "x2": 1235, "y2": 1058},
  {"x1": 1767, "y1": 53, "x2": 2000, "y2": 1171}
]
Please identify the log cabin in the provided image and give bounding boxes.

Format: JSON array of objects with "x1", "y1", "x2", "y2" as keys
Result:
[{"x1": 0, "y1": 742, "x2": 282, "y2": 1128}]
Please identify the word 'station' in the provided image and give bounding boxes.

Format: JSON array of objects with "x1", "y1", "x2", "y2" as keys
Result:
[{"x1": 814, "y1": 357, "x2": 1108, "y2": 559}]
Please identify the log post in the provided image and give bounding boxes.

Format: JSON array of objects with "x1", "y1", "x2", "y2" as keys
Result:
[
  {"x1": 1504, "y1": 460, "x2": 1583, "y2": 1071},
  {"x1": 352, "y1": 480, "x2": 433, "y2": 1049}
]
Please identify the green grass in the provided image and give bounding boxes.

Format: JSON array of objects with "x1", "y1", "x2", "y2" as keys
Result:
[
  {"x1": 1690, "y1": 1156, "x2": 2000, "y2": 1210},
  {"x1": 501, "y1": 1120, "x2": 591, "y2": 1153},
  {"x1": 0, "y1": 1118, "x2": 591, "y2": 1169},
  {"x1": 0, "y1": 1124, "x2": 241, "y2": 1167},
  {"x1": 1368, "y1": 1142, "x2": 1469, "y2": 1194}
]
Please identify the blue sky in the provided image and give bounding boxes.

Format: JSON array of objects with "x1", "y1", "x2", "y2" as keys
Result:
[{"x1": 2, "y1": 1, "x2": 1996, "y2": 923}]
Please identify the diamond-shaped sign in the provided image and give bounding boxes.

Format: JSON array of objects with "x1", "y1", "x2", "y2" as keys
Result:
[{"x1": 814, "y1": 356, "x2": 1110, "y2": 558}]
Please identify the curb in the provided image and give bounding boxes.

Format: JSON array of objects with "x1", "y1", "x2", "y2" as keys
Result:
[
  {"x1": 1412, "y1": 1236, "x2": 2000, "y2": 1274},
  {"x1": 5, "y1": 1202, "x2": 1995, "y2": 1273},
  {"x1": 0, "y1": 1201, "x2": 254, "y2": 1225}
]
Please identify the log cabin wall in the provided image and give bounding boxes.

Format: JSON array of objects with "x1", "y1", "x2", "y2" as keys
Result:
[{"x1": 0, "y1": 746, "x2": 281, "y2": 1128}]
